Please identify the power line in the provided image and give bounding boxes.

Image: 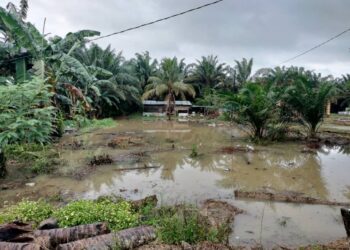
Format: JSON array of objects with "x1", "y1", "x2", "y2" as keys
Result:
[
  {"x1": 281, "y1": 27, "x2": 350, "y2": 64},
  {"x1": 88, "y1": 0, "x2": 224, "y2": 42}
]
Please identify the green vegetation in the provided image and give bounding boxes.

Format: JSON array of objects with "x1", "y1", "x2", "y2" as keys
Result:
[
  {"x1": 79, "y1": 118, "x2": 117, "y2": 132},
  {"x1": 0, "y1": 200, "x2": 53, "y2": 226},
  {"x1": 190, "y1": 144, "x2": 199, "y2": 158},
  {"x1": 54, "y1": 199, "x2": 138, "y2": 230},
  {"x1": 139, "y1": 204, "x2": 226, "y2": 244},
  {"x1": 0, "y1": 78, "x2": 55, "y2": 147},
  {"x1": 4, "y1": 144, "x2": 60, "y2": 174},
  {"x1": 143, "y1": 57, "x2": 196, "y2": 120},
  {"x1": 0, "y1": 0, "x2": 348, "y2": 177},
  {"x1": 0, "y1": 198, "x2": 225, "y2": 245},
  {"x1": 284, "y1": 78, "x2": 334, "y2": 138},
  {"x1": 222, "y1": 83, "x2": 277, "y2": 139}
]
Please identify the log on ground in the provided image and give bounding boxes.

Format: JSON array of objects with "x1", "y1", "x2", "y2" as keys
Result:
[
  {"x1": 0, "y1": 242, "x2": 42, "y2": 250},
  {"x1": 58, "y1": 225, "x2": 156, "y2": 250},
  {"x1": 234, "y1": 190, "x2": 350, "y2": 206},
  {"x1": 33, "y1": 222, "x2": 109, "y2": 246},
  {"x1": 0, "y1": 222, "x2": 33, "y2": 241}
]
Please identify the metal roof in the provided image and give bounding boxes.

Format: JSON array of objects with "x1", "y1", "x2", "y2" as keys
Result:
[{"x1": 143, "y1": 100, "x2": 192, "y2": 106}]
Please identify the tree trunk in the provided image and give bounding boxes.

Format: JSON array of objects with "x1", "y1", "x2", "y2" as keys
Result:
[
  {"x1": 33, "y1": 222, "x2": 109, "y2": 246},
  {"x1": 57, "y1": 226, "x2": 156, "y2": 250},
  {"x1": 341, "y1": 208, "x2": 350, "y2": 237},
  {"x1": 166, "y1": 91, "x2": 175, "y2": 121},
  {"x1": 0, "y1": 149, "x2": 6, "y2": 178},
  {"x1": 0, "y1": 222, "x2": 32, "y2": 241},
  {"x1": 0, "y1": 242, "x2": 42, "y2": 250}
]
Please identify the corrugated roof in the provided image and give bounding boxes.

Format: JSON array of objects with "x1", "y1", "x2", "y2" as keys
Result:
[{"x1": 143, "y1": 100, "x2": 192, "y2": 106}]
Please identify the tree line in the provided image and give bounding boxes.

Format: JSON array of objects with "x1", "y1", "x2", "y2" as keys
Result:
[{"x1": 1, "y1": 0, "x2": 350, "y2": 147}]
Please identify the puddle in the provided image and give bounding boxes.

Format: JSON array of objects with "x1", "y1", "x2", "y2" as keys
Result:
[{"x1": 1, "y1": 120, "x2": 349, "y2": 248}]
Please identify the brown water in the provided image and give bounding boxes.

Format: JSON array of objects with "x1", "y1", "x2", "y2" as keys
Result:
[{"x1": 1, "y1": 120, "x2": 350, "y2": 249}]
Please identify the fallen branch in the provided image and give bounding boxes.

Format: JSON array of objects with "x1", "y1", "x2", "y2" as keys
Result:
[
  {"x1": 57, "y1": 226, "x2": 156, "y2": 250},
  {"x1": 234, "y1": 190, "x2": 350, "y2": 206},
  {"x1": 115, "y1": 164, "x2": 160, "y2": 172}
]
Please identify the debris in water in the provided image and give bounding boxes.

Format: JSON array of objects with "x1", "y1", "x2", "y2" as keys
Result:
[
  {"x1": 107, "y1": 135, "x2": 144, "y2": 148},
  {"x1": 89, "y1": 154, "x2": 113, "y2": 166},
  {"x1": 234, "y1": 190, "x2": 350, "y2": 206},
  {"x1": 217, "y1": 145, "x2": 255, "y2": 154}
]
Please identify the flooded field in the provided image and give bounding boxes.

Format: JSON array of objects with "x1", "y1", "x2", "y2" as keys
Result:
[{"x1": 1, "y1": 119, "x2": 350, "y2": 248}]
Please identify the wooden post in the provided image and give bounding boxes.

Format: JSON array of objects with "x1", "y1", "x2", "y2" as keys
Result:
[{"x1": 341, "y1": 208, "x2": 350, "y2": 237}]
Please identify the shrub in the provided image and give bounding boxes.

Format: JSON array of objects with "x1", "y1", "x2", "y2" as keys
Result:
[
  {"x1": 142, "y1": 205, "x2": 224, "y2": 245},
  {"x1": 53, "y1": 199, "x2": 138, "y2": 230},
  {"x1": 0, "y1": 78, "x2": 55, "y2": 147},
  {"x1": 0, "y1": 200, "x2": 53, "y2": 226},
  {"x1": 190, "y1": 144, "x2": 199, "y2": 158},
  {"x1": 221, "y1": 83, "x2": 278, "y2": 139}
]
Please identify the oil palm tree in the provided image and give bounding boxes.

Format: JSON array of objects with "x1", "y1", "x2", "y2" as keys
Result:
[
  {"x1": 143, "y1": 57, "x2": 195, "y2": 120},
  {"x1": 186, "y1": 55, "x2": 226, "y2": 96},
  {"x1": 73, "y1": 44, "x2": 141, "y2": 117},
  {"x1": 222, "y1": 82, "x2": 277, "y2": 139},
  {"x1": 235, "y1": 58, "x2": 253, "y2": 86},
  {"x1": 130, "y1": 51, "x2": 158, "y2": 90},
  {"x1": 284, "y1": 79, "x2": 335, "y2": 138}
]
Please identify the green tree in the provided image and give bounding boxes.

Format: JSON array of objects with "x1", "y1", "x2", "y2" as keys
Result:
[
  {"x1": 234, "y1": 58, "x2": 253, "y2": 86},
  {"x1": 186, "y1": 55, "x2": 226, "y2": 95},
  {"x1": 73, "y1": 43, "x2": 141, "y2": 117},
  {"x1": 143, "y1": 57, "x2": 195, "y2": 119},
  {"x1": 284, "y1": 79, "x2": 334, "y2": 138},
  {"x1": 222, "y1": 82, "x2": 277, "y2": 139},
  {"x1": 130, "y1": 51, "x2": 158, "y2": 90}
]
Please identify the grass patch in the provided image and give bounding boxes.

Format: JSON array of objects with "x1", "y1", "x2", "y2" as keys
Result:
[
  {"x1": 4, "y1": 144, "x2": 60, "y2": 174},
  {"x1": 54, "y1": 199, "x2": 138, "y2": 230},
  {"x1": 64, "y1": 117, "x2": 117, "y2": 133},
  {"x1": 140, "y1": 205, "x2": 226, "y2": 245},
  {"x1": 0, "y1": 198, "x2": 137, "y2": 231},
  {"x1": 0, "y1": 200, "x2": 53, "y2": 226}
]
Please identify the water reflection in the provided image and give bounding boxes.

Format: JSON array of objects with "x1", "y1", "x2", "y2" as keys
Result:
[{"x1": 3, "y1": 120, "x2": 350, "y2": 247}]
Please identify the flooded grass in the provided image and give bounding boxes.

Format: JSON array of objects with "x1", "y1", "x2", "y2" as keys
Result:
[{"x1": 1, "y1": 120, "x2": 350, "y2": 248}]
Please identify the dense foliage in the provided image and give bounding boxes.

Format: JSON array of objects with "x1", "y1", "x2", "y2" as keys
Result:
[
  {"x1": 0, "y1": 78, "x2": 55, "y2": 147},
  {"x1": 0, "y1": 0, "x2": 348, "y2": 144}
]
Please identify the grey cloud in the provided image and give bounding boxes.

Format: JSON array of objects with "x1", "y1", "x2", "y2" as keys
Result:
[{"x1": 9, "y1": 0, "x2": 350, "y2": 76}]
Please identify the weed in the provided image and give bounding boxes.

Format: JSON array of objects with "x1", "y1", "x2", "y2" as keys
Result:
[
  {"x1": 0, "y1": 200, "x2": 53, "y2": 226},
  {"x1": 53, "y1": 199, "x2": 138, "y2": 231},
  {"x1": 190, "y1": 144, "x2": 199, "y2": 158}
]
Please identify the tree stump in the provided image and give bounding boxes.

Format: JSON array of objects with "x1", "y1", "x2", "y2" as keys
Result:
[
  {"x1": 0, "y1": 149, "x2": 6, "y2": 178},
  {"x1": 341, "y1": 208, "x2": 350, "y2": 237}
]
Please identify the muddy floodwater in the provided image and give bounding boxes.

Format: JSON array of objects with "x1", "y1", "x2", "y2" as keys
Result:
[{"x1": 2, "y1": 120, "x2": 350, "y2": 248}]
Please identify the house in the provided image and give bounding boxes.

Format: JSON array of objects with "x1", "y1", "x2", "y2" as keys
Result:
[{"x1": 143, "y1": 100, "x2": 192, "y2": 116}]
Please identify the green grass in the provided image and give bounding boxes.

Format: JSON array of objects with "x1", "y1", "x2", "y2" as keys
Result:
[
  {"x1": 80, "y1": 118, "x2": 117, "y2": 132},
  {"x1": 0, "y1": 200, "x2": 53, "y2": 226},
  {"x1": 64, "y1": 117, "x2": 117, "y2": 133},
  {"x1": 141, "y1": 205, "x2": 226, "y2": 244},
  {"x1": 4, "y1": 144, "x2": 60, "y2": 174},
  {"x1": 54, "y1": 199, "x2": 138, "y2": 230}
]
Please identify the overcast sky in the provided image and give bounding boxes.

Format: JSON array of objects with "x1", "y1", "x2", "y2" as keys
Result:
[{"x1": 4, "y1": 0, "x2": 350, "y2": 76}]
